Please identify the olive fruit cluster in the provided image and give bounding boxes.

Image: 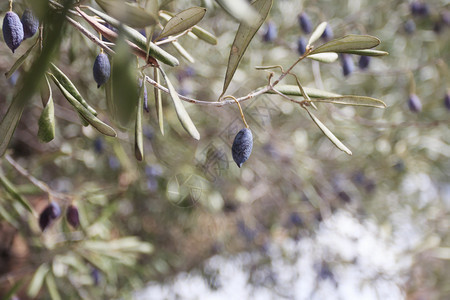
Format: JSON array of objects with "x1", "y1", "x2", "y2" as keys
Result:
[
  {"x1": 231, "y1": 128, "x2": 253, "y2": 168},
  {"x1": 38, "y1": 202, "x2": 80, "y2": 231},
  {"x1": 2, "y1": 9, "x2": 39, "y2": 53}
]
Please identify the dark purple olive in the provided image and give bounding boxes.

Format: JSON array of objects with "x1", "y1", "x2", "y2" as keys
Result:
[
  {"x1": 2, "y1": 11, "x2": 24, "y2": 53},
  {"x1": 66, "y1": 205, "x2": 80, "y2": 228},
  {"x1": 321, "y1": 24, "x2": 333, "y2": 41},
  {"x1": 263, "y1": 21, "x2": 277, "y2": 42},
  {"x1": 341, "y1": 54, "x2": 354, "y2": 77},
  {"x1": 298, "y1": 12, "x2": 312, "y2": 34},
  {"x1": 408, "y1": 94, "x2": 422, "y2": 112},
  {"x1": 441, "y1": 11, "x2": 450, "y2": 26},
  {"x1": 297, "y1": 37, "x2": 307, "y2": 56},
  {"x1": 93, "y1": 53, "x2": 110, "y2": 88},
  {"x1": 444, "y1": 92, "x2": 450, "y2": 111},
  {"x1": 410, "y1": 1, "x2": 429, "y2": 17},
  {"x1": 404, "y1": 19, "x2": 416, "y2": 34},
  {"x1": 433, "y1": 22, "x2": 443, "y2": 34},
  {"x1": 289, "y1": 212, "x2": 303, "y2": 227},
  {"x1": 39, "y1": 202, "x2": 61, "y2": 231},
  {"x1": 93, "y1": 137, "x2": 103, "y2": 154},
  {"x1": 232, "y1": 128, "x2": 253, "y2": 168},
  {"x1": 21, "y1": 9, "x2": 39, "y2": 39},
  {"x1": 358, "y1": 55, "x2": 371, "y2": 70}
]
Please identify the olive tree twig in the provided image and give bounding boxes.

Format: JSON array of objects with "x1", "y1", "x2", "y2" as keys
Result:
[
  {"x1": 144, "y1": 48, "x2": 313, "y2": 107},
  {"x1": 4, "y1": 154, "x2": 71, "y2": 202}
]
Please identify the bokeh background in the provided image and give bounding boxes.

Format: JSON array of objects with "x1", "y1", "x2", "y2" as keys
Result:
[{"x1": 0, "y1": 0, "x2": 449, "y2": 299}]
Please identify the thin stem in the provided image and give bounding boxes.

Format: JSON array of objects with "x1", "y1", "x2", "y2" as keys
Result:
[
  {"x1": 224, "y1": 95, "x2": 249, "y2": 128},
  {"x1": 66, "y1": 16, "x2": 114, "y2": 56},
  {"x1": 155, "y1": 30, "x2": 191, "y2": 45},
  {"x1": 271, "y1": 88, "x2": 306, "y2": 105},
  {"x1": 5, "y1": 154, "x2": 71, "y2": 202},
  {"x1": 9, "y1": 0, "x2": 12, "y2": 11}
]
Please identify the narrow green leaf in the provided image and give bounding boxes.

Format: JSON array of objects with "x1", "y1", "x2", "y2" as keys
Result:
[
  {"x1": 191, "y1": 26, "x2": 218, "y2": 45},
  {"x1": 110, "y1": 36, "x2": 139, "y2": 128},
  {"x1": 290, "y1": 74, "x2": 318, "y2": 110},
  {"x1": 310, "y1": 34, "x2": 380, "y2": 55},
  {"x1": 135, "y1": 80, "x2": 145, "y2": 161},
  {"x1": 49, "y1": 74, "x2": 117, "y2": 137},
  {"x1": 159, "y1": 68, "x2": 200, "y2": 140},
  {"x1": 105, "y1": 64, "x2": 115, "y2": 122},
  {"x1": 37, "y1": 99, "x2": 55, "y2": 143},
  {"x1": 94, "y1": 0, "x2": 157, "y2": 28},
  {"x1": 0, "y1": 204, "x2": 20, "y2": 228},
  {"x1": 308, "y1": 22, "x2": 327, "y2": 46},
  {"x1": 49, "y1": 64, "x2": 97, "y2": 116},
  {"x1": 172, "y1": 41, "x2": 195, "y2": 63},
  {"x1": 0, "y1": 171, "x2": 35, "y2": 214},
  {"x1": 2, "y1": 279, "x2": 23, "y2": 300},
  {"x1": 341, "y1": 49, "x2": 389, "y2": 56},
  {"x1": 0, "y1": 96, "x2": 26, "y2": 157},
  {"x1": 309, "y1": 96, "x2": 387, "y2": 108},
  {"x1": 215, "y1": 0, "x2": 260, "y2": 25},
  {"x1": 268, "y1": 85, "x2": 341, "y2": 98},
  {"x1": 307, "y1": 52, "x2": 338, "y2": 63},
  {"x1": 38, "y1": 76, "x2": 55, "y2": 143},
  {"x1": 5, "y1": 40, "x2": 38, "y2": 79},
  {"x1": 154, "y1": 69, "x2": 164, "y2": 135},
  {"x1": 27, "y1": 264, "x2": 49, "y2": 298},
  {"x1": 304, "y1": 108, "x2": 352, "y2": 155},
  {"x1": 160, "y1": 11, "x2": 218, "y2": 45},
  {"x1": 220, "y1": 0, "x2": 273, "y2": 97},
  {"x1": 255, "y1": 65, "x2": 284, "y2": 71},
  {"x1": 45, "y1": 273, "x2": 61, "y2": 300},
  {"x1": 158, "y1": 7, "x2": 206, "y2": 40},
  {"x1": 86, "y1": 6, "x2": 179, "y2": 67}
]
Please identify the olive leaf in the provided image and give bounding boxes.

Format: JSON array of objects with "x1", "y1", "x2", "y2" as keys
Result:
[
  {"x1": 27, "y1": 263, "x2": 49, "y2": 298},
  {"x1": 308, "y1": 22, "x2": 327, "y2": 46},
  {"x1": 86, "y1": 6, "x2": 179, "y2": 67},
  {"x1": 215, "y1": 0, "x2": 260, "y2": 25},
  {"x1": 309, "y1": 96, "x2": 387, "y2": 108},
  {"x1": 304, "y1": 107, "x2": 352, "y2": 155},
  {"x1": 172, "y1": 41, "x2": 195, "y2": 63},
  {"x1": 220, "y1": 0, "x2": 273, "y2": 98},
  {"x1": 340, "y1": 49, "x2": 389, "y2": 56},
  {"x1": 158, "y1": 7, "x2": 206, "y2": 40},
  {"x1": 135, "y1": 79, "x2": 145, "y2": 161},
  {"x1": 0, "y1": 204, "x2": 20, "y2": 228},
  {"x1": 159, "y1": 68, "x2": 200, "y2": 140},
  {"x1": 94, "y1": 0, "x2": 157, "y2": 28},
  {"x1": 0, "y1": 171, "x2": 35, "y2": 214},
  {"x1": 267, "y1": 85, "x2": 341, "y2": 98},
  {"x1": 160, "y1": 11, "x2": 218, "y2": 45},
  {"x1": 110, "y1": 35, "x2": 139, "y2": 128},
  {"x1": 307, "y1": 52, "x2": 339, "y2": 63},
  {"x1": 0, "y1": 96, "x2": 26, "y2": 157},
  {"x1": 310, "y1": 34, "x2": 380, "y2": 55},
  {"x1": 2, "y1": 279, "x2": 23, "y2": 300},
  {"x1": 49, "y1": 64, "x2": 97, "y2": 116},
  {"x1": 45, "y1": 272, "x2": 61, "y2": 300},
  {"x1": 191, "y1": 26, "x2": 218, "y2": 45},
  {"x1": 154, "y1": 69, "x2": 164, "y2": 135},
  {"x1": 49, "y1": 74, "x2": 117, "y2": 137},
  {"x1": 37, "y1": 76, "x2": 55, "y2": 143},
  {"x1": 5, "y1": 39, "x2": 38, "y2": 79}
]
